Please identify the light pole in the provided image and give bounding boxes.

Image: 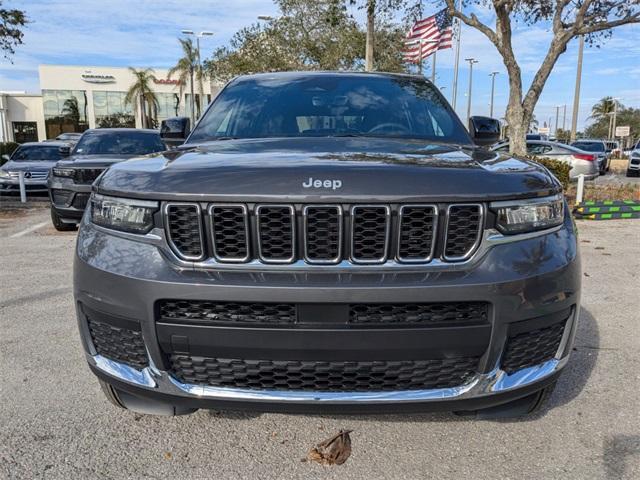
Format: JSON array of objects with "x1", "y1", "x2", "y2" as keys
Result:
[
  {"x1": 465, "y1": 58, "x2": 478, "y2": 126},
  {"x1": 555, "y1": 105, "x2": 560, "y2": 138},
  {"x1": 181, "y1": 30, "x2": 214, "y2": 124},
  {"x1": 489, "y1": 71, "x2": 499, "y2": 118},
  {"x1": 570, "y1": 35, "x2": 584, "y2": 142},
  {"x1": 611, "y1": 98, "x2": 619, "y2": 141}
]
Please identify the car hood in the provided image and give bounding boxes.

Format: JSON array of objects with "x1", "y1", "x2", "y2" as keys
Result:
[
  {"x1": 97, "y1": 137, "x2": 561, "y2": 202},
  {"x1": 1, "y1": 160, "x2": 58, "y2": 171},
  {"x1": 56, "y1": 154, "x2": 140, "y2": 169}
]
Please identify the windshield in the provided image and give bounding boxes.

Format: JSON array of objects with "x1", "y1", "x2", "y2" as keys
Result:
[
  {"x1": 188, "y1": 74, "x2": 471, "y2": 144},
  {"x1": 73, "y1": 131, "x2": 166, "y2": 155},
  {"x1": 11, "y1": 145, "x2": 65, "y2": 161},
  {"x1": 572, "y1": 141, "x2": 605, "y2": 152}
]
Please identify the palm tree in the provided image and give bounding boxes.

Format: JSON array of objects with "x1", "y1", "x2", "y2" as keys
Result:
[
  {"x1": 168, "y1": 38, "x2": 204, "y2": 125},
  {"x1": 124, "y1": 67, "x2": 159, "y2": 129},
  {"x1": 589, "y1": 97, "x2": 617, "y2": 122}
]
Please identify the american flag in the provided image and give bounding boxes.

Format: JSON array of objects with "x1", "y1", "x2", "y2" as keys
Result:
[{"x1": 403, "y1": 8, "x2": 454, "y2": 63}]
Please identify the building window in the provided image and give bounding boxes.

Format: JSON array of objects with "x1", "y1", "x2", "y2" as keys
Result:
[
  {"x1": 93, "y1": 91, "x2": 135, "y2": 128},
  {"x1": 156, "y1": 93, "x2": 181, "y2": 123},
  {"x1": 43, "y1": 90, "x2": 89, "y2": 139},
  {"x1": 12, "y1": 122, "x2": 38, "y2": 143}
]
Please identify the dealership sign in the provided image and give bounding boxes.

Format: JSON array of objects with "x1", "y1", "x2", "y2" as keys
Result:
[
  {"x1": 81, "y1": 73, "x2": 116, "y2": 84},
  {"x1": 615, "y1": 126, "x2": 630, "y2": 137},
  {"x1": 154, "y1": 78, "x2": 181, "y2": 85}
]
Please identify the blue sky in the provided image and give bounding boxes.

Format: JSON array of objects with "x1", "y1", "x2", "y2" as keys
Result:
[{"x1": 1, "y1": 0, "x2": 638, "y2": 131}]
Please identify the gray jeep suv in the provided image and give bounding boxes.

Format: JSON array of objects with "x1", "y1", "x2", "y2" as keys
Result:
[{"x1": 74, "y1": 72, "x2": 580, "y2": 417}]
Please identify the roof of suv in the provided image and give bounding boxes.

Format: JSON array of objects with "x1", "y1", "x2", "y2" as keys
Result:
[{"x1": 234, "y1": 70, "x2": 429, "y2": 83}]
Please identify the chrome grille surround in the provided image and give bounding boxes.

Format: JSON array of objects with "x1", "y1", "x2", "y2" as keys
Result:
[
  {"x1": 302, "y1": 205, "x2": 343, "y2": 264},
  {"x1": 396, "y1": 204, "x2": 438, "y2": 263},
  {"x1": 443, "y1": 203, "x2": 484, "y2": 262},
  {"x1": 350, "y1": 205, "x2": 391, "y2": 264},
  {"x1": 161, "y1": 201, "x2": 489, "y2": 267},
  {"x1": 256, "y1": 204, "x2": 296, "y2": 264},
  {"x1": 164, "y1": 202, "x2": 205, "y2": 261},
  {"x1": 208, "y1": 203, "x2": 250, "y2": 263}
]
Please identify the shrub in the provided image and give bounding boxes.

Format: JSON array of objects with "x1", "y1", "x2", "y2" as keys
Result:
[
  {"x1": 0, "y1": 142, "x2": 19, "y2": 165},
  {"x1": 525, "y1": 155, "x2": 571, "y2": 190}
]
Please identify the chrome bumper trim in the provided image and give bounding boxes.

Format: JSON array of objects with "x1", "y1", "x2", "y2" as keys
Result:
[{"x1": 88, "y1": 355, "x2": 568, "y2": 405}]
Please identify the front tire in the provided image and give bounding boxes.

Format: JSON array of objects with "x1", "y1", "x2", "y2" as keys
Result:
[
  {"x1": 627, "y1": 169, "x2": 638, "y2": 177},
  {"x1": 50, "y1": 207, "x2": 77, "y2": 231}
]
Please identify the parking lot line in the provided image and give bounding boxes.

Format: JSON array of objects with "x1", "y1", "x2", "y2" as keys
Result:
[{"x1": 9, "y1": 221, "x2": 49, "y2": 238}]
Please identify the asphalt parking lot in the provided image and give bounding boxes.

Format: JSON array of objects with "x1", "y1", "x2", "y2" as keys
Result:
[{"x1": 1, "y1": 203, "x2": 639, "y2": 480}]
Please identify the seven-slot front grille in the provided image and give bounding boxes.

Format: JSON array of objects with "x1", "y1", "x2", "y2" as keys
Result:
[
  {"x1": 168, "y1": 355, "x2": 480, "y2": 391},
  {"x1": 164, "y1": 203, "x2": 485, "y2": 264}
]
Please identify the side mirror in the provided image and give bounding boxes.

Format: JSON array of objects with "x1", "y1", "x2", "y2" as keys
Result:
[
  {"x1": 1, "y1": 154, "x2": 10, "y2": 162},
  {"x1": 58, "y1": 145, "x2": 71, "y2": 156},
  {"x1": 469, "y1": 116, "x2": 501, "y2": 147},
  {"x1": 160, "y1": 117, "x2": 191, "y2": 147}
]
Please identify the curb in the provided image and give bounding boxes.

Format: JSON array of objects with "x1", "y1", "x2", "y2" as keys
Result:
[{"x1": 573, "y1": 201, "x2": 640, "y2": 220}]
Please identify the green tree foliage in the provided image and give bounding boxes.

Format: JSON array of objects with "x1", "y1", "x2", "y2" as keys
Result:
[
  {"x1": 589, "y1": 96, "x2": 617, "y2": 123},
  {"x1": 585, "y1": 103, "x2": 640, "y2": 144},
  {"x1": 205, "y1": 0, "x2": 410, "y2": 82},
  {"x1": 124, "y1": 68, "x2": 159, "y2": 129},
  {"x1": 0, "y1": 1, "x2": 26, "y2": 61}
]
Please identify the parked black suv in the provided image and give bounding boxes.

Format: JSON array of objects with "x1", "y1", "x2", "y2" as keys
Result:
[
  {"x1": 74, "y1": 72, "x2": 580, "y2": 417},
  {"x1": 48, "y1": 128, "x2": 165, "y2": 231}
]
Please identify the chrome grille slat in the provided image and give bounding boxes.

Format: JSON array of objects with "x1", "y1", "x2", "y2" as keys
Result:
[
  {"x1": 397, "y1": 205, "x2": 438, "y2": 263},
  {"x1": 444, "y1": 204, "x2": 484, "y2": 261},
  {"x1": 209, "y1": 204, "x2": 250, "y2": 263},
  {"x1": 303, "y1": 205, "x2": 343, "y2": 264},
  {"x1": 165, "y1": 203, "x2": 205, "y2": 261},
  {"x1": 350, "y1": 205, "x2": 391, "y2": 264},
  {"x1": 256, "y1": 205, "x2": 296, "y2": 263}
]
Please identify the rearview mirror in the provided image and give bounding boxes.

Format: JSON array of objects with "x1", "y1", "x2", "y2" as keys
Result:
[
  {"x1": 160, "y1": 117, "x2": 191, "y2": 147},
  {"x1": 58, "y1": 145, "x2": 71, "y2": 156},
  {"x1": 1, "y1": 154, "x2": 10, "y2": 162},
  {"x1": 469, "y1": 116, "x2": 501, "y2": 147}
]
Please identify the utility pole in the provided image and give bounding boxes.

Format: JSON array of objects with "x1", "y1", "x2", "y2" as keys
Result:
[
  {"x1": 555, "y1": 105, "x2": 560, "y2": 138},
  {"x1": 562, "y1": 104, "x2": 567, "y2": 131},
  {"x1": 489, "y1": 71, "x2": 499, "y2": 118},
  {"x1": 612, "y1": 98, "x2": 618, "y2": 140},
  {"x1": 465, "y1": 58, "x2": 478, "y2": 126},
  {"x1": 451, "y1": 0, "x2": 463, "y2": 110},
  {"x1": 365, "y1": 0, "x2": 375, "y2": 71},
  {"x1": 570, "y1": 35, "x2": 584, "y2": 142}
]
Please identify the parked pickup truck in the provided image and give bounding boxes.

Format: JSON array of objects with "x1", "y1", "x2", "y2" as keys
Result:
[{"x1": 74, "y1": 72, "x2": 580, "y2": 417}]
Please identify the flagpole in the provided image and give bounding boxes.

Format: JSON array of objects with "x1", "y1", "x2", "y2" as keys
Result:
[
  {"x1": 451, "y1": 0, "x2": 462, "y2": 110},
  {"x1": 431, "y1": 50, "x2": 437, "y2": 83},
  {"x1": 418, "y1": 40, "x2": 423, "y2": 75}
]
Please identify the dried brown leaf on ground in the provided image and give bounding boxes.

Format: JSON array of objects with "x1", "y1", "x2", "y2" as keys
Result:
[{"x1": 305, "y1": 429, "x2": 353, "y2": 466}]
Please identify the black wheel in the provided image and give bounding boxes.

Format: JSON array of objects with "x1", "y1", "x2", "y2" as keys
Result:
[
  {"x1": 455, "y1": 381, "x2": 557, "y2": 419},
  {"x1": 97, "y1": 379, "x2": 197, "y2": 416},
  {"x1": 50, "y1": 207, "x2": 77, "y2": 231},
  {"x1": 627, "y1": 169, "x2": 638, "y2": 177}
]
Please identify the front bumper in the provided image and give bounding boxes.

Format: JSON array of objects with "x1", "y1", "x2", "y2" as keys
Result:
[
  {"x1": 74, "y1": 209, "x2": 581, "y2": 412},
  {"x1": 48, "y1": 176, "x2": 92, "y2": 220},
  {"x1": 0, "y1": 178, "x2": 49, "y2": 192}
]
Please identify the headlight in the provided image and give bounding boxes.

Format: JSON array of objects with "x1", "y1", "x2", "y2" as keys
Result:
[
  {"x1": 90, "y1": 194, "x2": 158, "y2": 234},
  {"x1": 52, "y1": 167, "x2": 75, "y2": 178},
  {"x1": 491, "y1": 195, "x2": 564, "y2": 234}
]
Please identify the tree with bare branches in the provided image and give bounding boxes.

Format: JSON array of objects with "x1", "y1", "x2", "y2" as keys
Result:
[{"x1": 442, "y1": 0, "x2": 640, "y2": 155}]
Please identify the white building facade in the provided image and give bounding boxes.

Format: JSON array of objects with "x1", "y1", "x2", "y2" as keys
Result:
[{"x1": 1, "y1": 64, "x2": 219, "y2": 143}]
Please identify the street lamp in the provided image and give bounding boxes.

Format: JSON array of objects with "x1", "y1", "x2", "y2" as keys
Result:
[
  {"x1": 181, "y1": 30, "x2": 214, "y2": 125},
  {"x1": 465, "y1": 58, "x2": 478, "y2": 126},
  {"x1": 257, "y1": 15, "x2": 274, "y2": 21},
  {"x1": 489, "y1": 71, "x2": 499, "y2": 118}
]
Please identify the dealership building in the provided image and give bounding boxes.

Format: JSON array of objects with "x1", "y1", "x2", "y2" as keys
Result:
[{"x1": 0, "y1": 64, "x2": 219, "y2": 143}]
